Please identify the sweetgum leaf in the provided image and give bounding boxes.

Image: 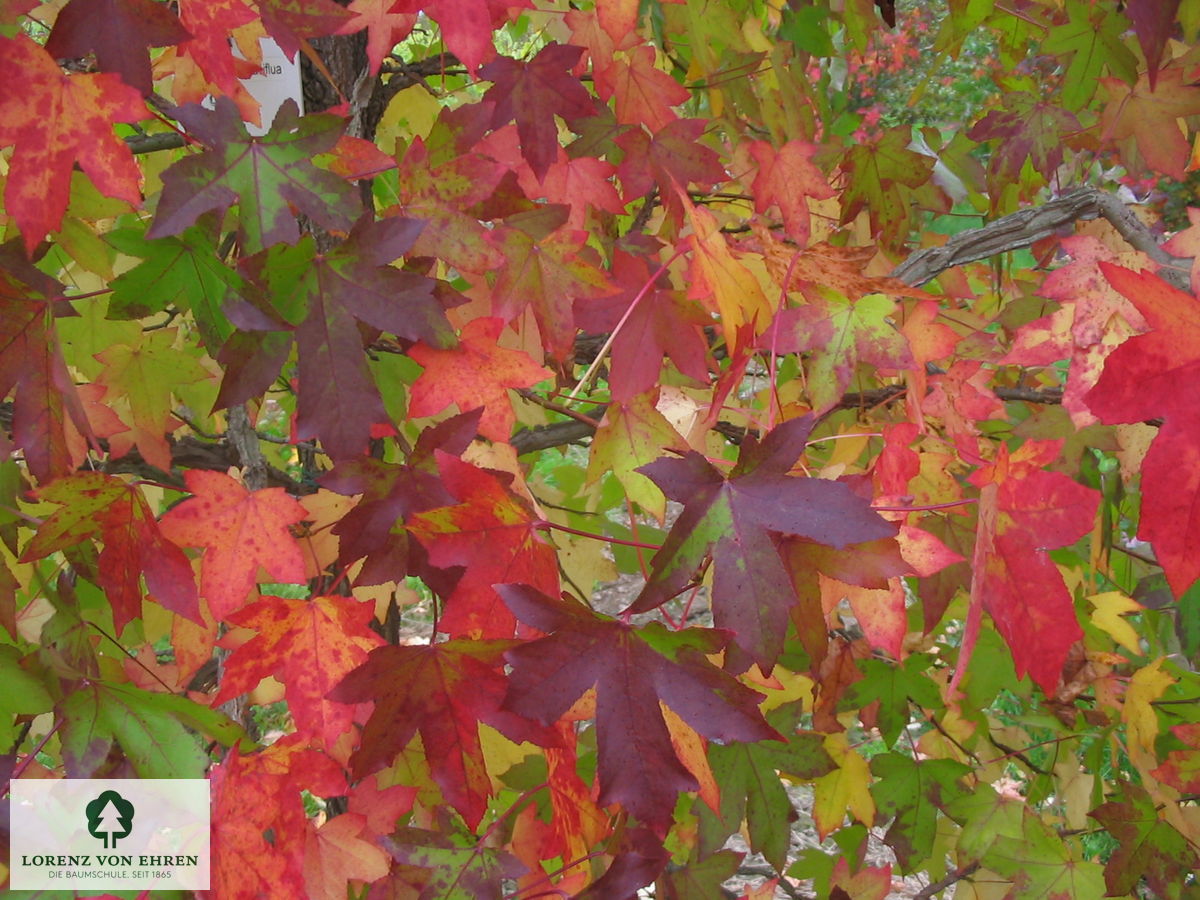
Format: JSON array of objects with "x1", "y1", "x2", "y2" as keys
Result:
[
  {"x1": 868, "y1": 753, "x2": 970, "y2": 872},
  {"x1": 630, "y1": 416, "x2": 897, "y2": 670},
  {"x1": 44, "y1": 0, "x2": 189, "y2": 94},
  {"x1": 383, "y1": 827, "x2": 527, "y2": 899},
  {"x1": 331, "y1": 638, "x2": 541, "y2": 829},
  {"x1": 0, "y1": 34, "x2": 145, "y2": 253},
  {"x1": 1086, "y1": 263, "x2": 1200, "y2": 595},
  {"x1": 1090, "y1": 783, "x2": 1200, "y2": 898},
  {"x1": 500, "y1": 583, "x2": 781, "y2": 836},
  {"x1": 149, "y1": 98, "x2": 360, "y2": 253}
]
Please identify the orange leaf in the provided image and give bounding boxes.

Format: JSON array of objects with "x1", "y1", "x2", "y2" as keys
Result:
[
  {"x1": 408, "y1": 317, "x2": 552, "y2": 442},
  {"x1": 159, "y1": 469, "x2": 308, "y2": 620},
  {"x1": 303, "y1": 812, "x2": 390, "y2": 900}
]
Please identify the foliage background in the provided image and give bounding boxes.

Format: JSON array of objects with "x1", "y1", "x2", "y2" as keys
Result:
[{"x1": 2, "y1": 0, "x2": 1200, "y2": 898}]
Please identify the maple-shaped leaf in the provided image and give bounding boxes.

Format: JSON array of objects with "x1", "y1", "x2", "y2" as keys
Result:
[
  {"x1": 171, "y1": 0, "x2": 260, "y2": 122},
  {"x1": 1126, "y1": 0, "x2": 1181, "y2": 89},
  {"x1": 391, "y1": 136, "x2": 507, "y2": 272},
  {"x1": 409, "y1": 318, "x2": 551, "y2": 442},
  {"x1": 0, "y1": 34, "x2": 145, "y2": 252},
  {"x1": 302, "y1": 812, "x2": 390, "y2": 900},
  {"x1": 211, "y1": 735, "x2": 348, "y2": 899},
  {"x1": 967, "y1": 91, "x2": 1082, "y2": 184},
  {"x1": 984, "y1": 812, "x2": 1106, "y2": 899},
  {"x1": 686, "y1": 203, "x2": 772, "y2": 355},
  {"x1": 587, "y1": 391, "x2": 689, "y2": 522},
  {"x1": 658, "y1": 850, "x2": 744, "y2": 900},
  {"x1": 1085, "y1": 264, "x2": 1200, "y2": 595},
  {"x1": 594, "y1": 44, "x2": 689, "y2": 132},
  {"x1": 574, "y1": 248, "x2": 711, "y2": 403},
  {"x1": 214, "y1": 593, "x2": 383, "y2": 749},
  {"x1": 234, "y1": 217, "x2": 453, "y2": 459},
  {"x1": 1003, "y1": 236, "x2": 1147, "y2": 427},
  {"x1": 967, "y1": 440, "x2": 1099, "y2": 694},
  {"x1": 105, "y1": 225, "x2": 245, "y2": 349},
  {"x1": 395, "y1": 0, "x2": 532, "y2": 73},
  {"x1": 21, "y1": 472, "x2": 199, "y2": 629},
  {"x1": 256, "y1": 0, "x2": 354, "y2": 59},
  {"x1": 629, "y1": 416, "x2": 897, "y2": 671},
  {"x1": 408, "y1": 452, "x2": 559, "y2": 638},
  {"x1": 747, "y1": 140, "x2": 835, "y2": 246},
  {"x1": 383, "y1": 827, "x2": 527, "y2": 898},
  {"x1": 322, "y1": 411, "x2": 479, "y2": 585},
  {"x1": 330, "y1": 638, "x2": 541, "y2": 828},
  {"x1": 0, "y1": 243, "x2": 93, "y2": 482},
  {"x1": 149, "y1": 98, "x2": 360, "y2": 253},
  {"x1": 616, "y1": 118, "x2": 727, "y2": 211},
  {"x1": 158, "y1": 469, "x2": 307, "y2": 620},
  {"x1": 1042, "y1": 0, "x2": 1137, "y2": 110},
  {"x1": 842, "y1": 656, "x2": 943, "y2": 749},
  {"x1": 700, "y1": 701, "x2": 835, "y2": 869},
  {"x1": 94, "y1": 328, "x2": 209, "y2": 472},
  {"x1": 60, "y1": 680, "x2": 241, "y2": 777},
  {"x1": 838, "y1": 125, "x2": 939, "y2": 252},
  {"x1": 44, "y1": 0, "x2": 189, "y2": 94},
  {"x1": 1100, "y1": 65, "x2": 1200, "y2": 180},
  {"x1": 486, "y1": 218, "x2": 614, "y2": 360},
  {"x1": 481, "y1": 42, "x2": 596, "y2": 180},
  {"x1": 1090, "y1": 782, "x2": 1199, "y2": 898},
  {"x1": 868, "y1": 752, "x2": 970, "y2": 872},
  {"x1": 338, "y1": 0, "x2": 416, "y2": 75},
  {"x1": 500, "y1": 584, "x2": 781, "y2": 836}
]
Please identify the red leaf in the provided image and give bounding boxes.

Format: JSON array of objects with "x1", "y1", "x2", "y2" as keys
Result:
[
  {"x1": 594, "y1": 44, "x2": 689, "y2": 132},
  {"x1": 409, "y1": 318, "x2": 552, "y2": 442},
  {"x1": 1086, "y1": 263, "x2": 1200, "y2": 595},
  {"x1": 395, "y1": 0, "x2": 532, "y2": 73},
  {"x1": 21, "y1": 472, "x2": 199, "y2": 629},
  {"x1": 158, "y1": 469, "x2": 308, "y2": 620},
  {"x1": 338, "y1": 0, "x2": 417, "y2": 75},
  {"x1": 330, "y1": 638, "x2": 536, "y2": 828},
  {"x1": 44, "y1": 0, "x2": 189, "y2": 94},
  {"x1": 481, "y1": 42, "x2": 595, "y2": 180},
  {"x1": 748, "y1": 140, "x2": 836, "y2": 246},
  {"x1": 0, "y1": 34, "x2": 145, "y2": 252},
  {"x1": 215, "y1": 594, "x2": 384, "y2": 749},
  {"x1": 630, "y1": 417, "x2": 897, "y2": 670},
  {"x1": 967, "y1": 441, "x2": 1099, "y2": 693},
  {"x1": 408, "y1": 453, "x2": 560, "y2": 638},
  {"x1": 256, "y1": 0, "x2": 355, "y2": 59},
  {"x1": 500, "y1": 584, "x2": 781, "y2": 836}
]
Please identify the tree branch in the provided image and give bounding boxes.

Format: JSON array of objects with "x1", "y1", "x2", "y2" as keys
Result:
[{"x1": 890, "y1": 186, "x2": 1192, "y2": 289}]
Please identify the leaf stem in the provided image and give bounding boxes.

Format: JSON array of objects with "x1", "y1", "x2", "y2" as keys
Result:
[
  {"x1": 871, "y1": 498, "x2": 978, "y2": 512},
  {"x1": 536, "y1": 520, "x2": 662, "y2": 551}
]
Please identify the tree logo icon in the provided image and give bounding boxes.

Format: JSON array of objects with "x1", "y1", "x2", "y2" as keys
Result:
[{"x1": 85, "y1": 790, "x2": 135, "y2": 849}]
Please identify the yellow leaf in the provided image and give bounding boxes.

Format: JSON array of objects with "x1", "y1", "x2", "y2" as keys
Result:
[
  {"x1": 812, "y1": 732, "x2": 875, "y2": 840},
  {"x1": 1124, "y1": 658, "x2": 1174, "y2": 778},
  {"x1": 1087, "y1": 591, "x2": 1143, "y2": 654},
  {"x1": 686, "y1": 204, "x2": 772, "y2": 353}
]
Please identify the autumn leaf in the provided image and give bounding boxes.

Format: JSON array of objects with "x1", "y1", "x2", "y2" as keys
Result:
[
  {"x1": 44, "y1": 0, "x2": 190, "y2": 94},
  {"x1": 149, "y1": 98, "x2": 360, "y2": 254},
  {"x1": 382, "y1": 827, "x2": 527, "y2": 898},
  {"x1": 21, "y1": 472, "x2": 200, "y2": 629},
  {"x1": 480, "y1": 42, "x2": 595, "y2": 180},
  {"x1": 214, "y1": 594, "x2": 384, "y2": 749},
  {"x1": 1090, "y1": 783, "x2": 1200, "y2": 898},
  {"x1": 303, "y1": 812, "x2": 391, "y2": 900},
  {"x1": 256, "y1": 0, "x2": 355, "y2": 58},
  {"x1": 838, "y1": 125, "x2": 938, "y2": 251},
  {"x1": 747, "y1": 140, "x2": 835, "y2": 246},
  {"x1": 594, "y1": 44, "x2": 689, "y2": 132},
  {"x1": 629, "y1": 416, "x2": 897, "y2": 671},
  {"x1": 158, "y1": 469, "x2": 308, "y2": 620},
  {"x1": 321, "y1": 410, "x2": 479, "y2": 585},
  {"x1": 1042, "y1": 0, "x2": 1137, "y2": 111},
  {"x1": 967, "y1": 440, "x2": 1099, "y2": 694},
  {"x1": 1099, "y1": 64, "x2": 1200, "y2": 180},
  {"x1": 330, "y1": 638, "x2": 542, "y2": 828},
  {"x1": 0, "y1": 34, "x2": 145, "y2": 252},
  {"x1": 1086, "y1": 263, "x2": 1200, "y2": 596},
  {"x1": 868, "y1": 752, "x2": 970, "y2": 871},
  {"x1": 95, "y1": 328, "x2": 210, "y2": 472},
  {"x1": 232, "y1": 217, "x2": 453, "y2": 459},
  {"x1": 500, "y1": 584, "x2": 781, "y2": 836},
  {"x1": 407, "y1": 452, "x2": 559, "y2": 639},
  {"x1": 395, "y1": 0, "x2": 533, "y2": 73},
  {"x1": 408, "y1": 317, "x2": 551, "y2": 442}
]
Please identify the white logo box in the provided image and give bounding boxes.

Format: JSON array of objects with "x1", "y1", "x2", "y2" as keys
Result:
[{"x1": 10, "y1": 779, "x2": 210, "y2": 890}]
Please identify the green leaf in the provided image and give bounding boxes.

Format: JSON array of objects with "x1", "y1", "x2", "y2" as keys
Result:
[
  {"x1": 702, "y1": 702, "x2": 835, "y2": 869},
  {"x1": 868, "y1": 753, "x2": 970, "y2": 871},
  {"x1": 842, "y1": 655, "x2": 943, "y2": 748},
  {"x1": 383, "y1": 827, "x2": 526, "y2": 899},
  {"x1": 1090, "y1": 783, "x2": 1200, "y2": 899},
  {"x1": 1042, "y1": 0, "x2": 1137, "y2": 109}
]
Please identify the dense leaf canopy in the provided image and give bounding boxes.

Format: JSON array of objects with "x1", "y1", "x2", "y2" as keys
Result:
[{"x1": 2, "y1": 1, "x2": 1200, "y2": 898}]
